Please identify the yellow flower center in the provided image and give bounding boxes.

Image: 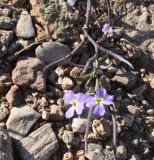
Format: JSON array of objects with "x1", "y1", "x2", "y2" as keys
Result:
[
  {"x1": 71, "y1": 100, "x2": 77, "y2": 108},
  {"x1": 96, "y1": 97, "x2": 103, "y2": 105}
]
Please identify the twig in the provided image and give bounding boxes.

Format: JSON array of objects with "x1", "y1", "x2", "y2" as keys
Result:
[
  {"x1": 43, "y1": 39, "x2": 85, "y2": 75},
  {"x1": 106, "y1": 0, "x2": 112, "y2": 25}
]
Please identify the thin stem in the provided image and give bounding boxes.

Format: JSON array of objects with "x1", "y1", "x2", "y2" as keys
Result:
[
  {"x1": 85, "y1": 106, "x2": 93, "y2": 155},
  {"x1": 111, "y1": 103, "x2": 117, "y2": 159},
  {"x1": 106, "y1": 0, "x2": 111, "y2": 25}
]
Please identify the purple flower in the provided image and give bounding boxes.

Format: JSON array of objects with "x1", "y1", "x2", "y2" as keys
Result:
[
  {"x1": 64, "y1": 90, "x2": 86, "y2": 118},
  {"x1": 102, "y1": 23, "x2": 113, "y2": 37},
  {"x1": 102, "y1": 23, "x2": 110, "y2": 33},
  {"x1": 85, "y1": 87, "x2": 113, "y2": 116}
]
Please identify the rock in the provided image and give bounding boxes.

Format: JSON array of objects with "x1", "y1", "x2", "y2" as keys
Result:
[
  {"x1": 15, "y1": 123, "x2": 58, "y2": 160},
  {"x1": 0, "y1": 81, "x2": 4, "y2": 93},
  {"x1": 62, "y1": 77, "x2": 74, "y2": 90},
  {"x1": 41, "y1": 110, "x2": 50, "y2": 120},
  {"x1": 112, "y1": 69, "x2": 137, "y2": 88},
  {"x1": 149, "y1": 129, "x2": 154, "y2": 143},
  {"x1": 127, "y1": 105, "x2": 140, "y2": 116},
  {"x1": 72, "y1": 118, "x2": 87, "y2": 133},
  {"x1": 6, "y1": 105, "x2": 40, "y2": 140},
  {"x1": 70, "y1": 67, "x2": 82, "y2": 79},
  {"x1": 37, "y1": 97, "x2": 48, "y2": 107},
  {"x1": 0, "y1": 105, "x2": 9, "y2": 122},
  {"x1": 16, "y1": 11, "x2": 35, "y2": 39},
  {"x1": 123, "y1": 114, "x2": 134, "y2": 127},
  {"x1": 63, "y1": 152, "x2": 73, "y2": 160},
  {"x1": 116, "y1": 145, "x2": 127, "y2": 159},
  {"x1": 0, "y1": 16, "x2": 14, "y2": 30},
  {"x1": 130, "y1": 154, "x2": 140, "y2": 160},
  {"x1": 100, "y1": 75, "x2": 111, "y2": 91},
  {"x1": 12, "y1": 57, "x2": 46, "y2": 92},
  {"x1": 55, "y1": 66, "x2": 65, "y2": 77},
  {"x1": 48, "y1": 86, "x2": 63, "y2": 97},
  {"x1": 0, "y1": 122, "x2": 6, "y2": 129},
  {"x1": 35, "y1": 42, "x2": 71, "y2": 64},
  {"x1": 0, "y1": 30, "x2": 14, "y2": 57},
  {"x1": 13, "y1": 0, "x2": 26, "y2": 7},
  {"x1": 62, "y1": 130, "x2": 79, "y2": 149},
  {"x1": 86, "y1": 143, "x2": 105, "y2": 160},
  {"x1": 131, "y1": 85, "x2": 147, "y2": 97},
  {"x1": 5, "y1": 85, "x2": 24, "y2": 106},
  {"x1": 0, "y1": 129, "x2": 14, "y2": 160},
  {"x1": 92, "y1": 119, "x2": 111, "y2": 139},
  {"x1": 147, "y1": 109, "x2": 154, "y2": 115},
  {"x1": 50, "y1": 104, "x2": 64, "y2": 121}
]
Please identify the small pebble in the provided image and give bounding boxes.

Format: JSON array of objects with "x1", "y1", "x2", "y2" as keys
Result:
[
  {"x1": 127, "y1": 105, "x2": 140, "y2": 116},
  {"x1": 0, "y1": 106, "x2": 9, "y2": 122},
  {"x1": 70, "y1": 67, "x2": 82, "y2": 78},
  {"x1": 129, "y1": 154, "x2": 140, "y2": 160},
  {"x1": 55, "y1": 66, "x2": 65, "y2": 77},
  {"x1": 38, "y1": 97, "x2": 48, "y2": 107},
  {"x1": 149, "y1": 129, "x2": 154, "y2": 143},
  {"x1": 63, "y1": 152, "x2": 73, "y2": 160},
  {"x1": 16, "y1": 10, "x2": 35, "y2": 39},
  {"x1": 42, "y1": 110, "x2": 50, "y2": 120},
  {"x1": 147, "y1": 109, "x2": 154, "y2": 115},
  {"x1": 50, "y1": 104, "x2": 64, "y2": 121},
  {"x1": 72, "y1": 118, "x2": 87, "y2": 133},
  {"x1": 62, "y1": 77, "x2": 74, "y2": 90},
  {"x1": 116, "y1": 145, "x2": 127, "y2": 159}
]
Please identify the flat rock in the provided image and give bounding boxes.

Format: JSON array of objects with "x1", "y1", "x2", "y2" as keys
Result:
[
  {"x1": 35, "y1": 42, "x2": 71, "y2": 64},
  {"x1": 16, "y1": 11, "x2": 35, "y2": 39},
  {"x1": 0, "y1": 129, "x2": 14, "y2": 160},
  {"x1": 15, "y1": 123, "x2": 58, "y2": 160},
  {"x1": 12, "y1": 57, "x2": 46, "y2": 92},
  {"x1": 5, "y1": 85, "x2": 24, "y2": 106},
  {"x1": 0, "y1": 16, "x2": 14, "y2": 30},
  {"x1": 6, "y1": 105, "x2": 40, "y2": 140}
]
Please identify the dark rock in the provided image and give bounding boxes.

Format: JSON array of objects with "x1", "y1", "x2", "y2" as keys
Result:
[
  {"x1": 5, "y1": 85, "x2": 24, "y2": 106},
  {"x1": 0, "y1": 16, "x2": 14, "y2": 30},
  {"x1": 0, "y1": 129, "x2": 14, "y2": 160}
]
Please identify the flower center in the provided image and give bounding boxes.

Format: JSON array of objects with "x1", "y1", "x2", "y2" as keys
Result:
[
  {"x1": 71, "y1": 100, "x2": 77, "y2": 108},
  {"x1": 96, "y1": 97, "x2": 103, "y2": 105}
]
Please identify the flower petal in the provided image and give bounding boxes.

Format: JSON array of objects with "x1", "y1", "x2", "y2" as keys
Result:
[
  {"x1": 103, "y1": 95, "x2": 113, "y2": 105},
  {"x1": 85, "y1": 96, "x2": 96, "y2": 108},
  {"x1": 64, "y1": 90, "x2": 74, "y2": 104},
  {"x1": 96, "y1": 87, "x2": 106, "y2": 97},
  {"x1": 75, "y1": 103, "x2": 84, "y2": 115},
  {"x1": 76, "y1": 92, "x2": 86, "y2": 103},
  {"x1": 65, "y1": 107, "x2": 75, "y2": 118},
  {"x1": 93, "y1": 105, "x2": 105, "y2": 116},
  {"x1": 102, "y1": 23, "x2": 110, "y2": 33}
]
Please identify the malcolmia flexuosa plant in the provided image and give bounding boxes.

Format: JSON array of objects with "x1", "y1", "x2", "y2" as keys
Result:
[{"x1": 63, "y1": 86, "x2": 114, "y2": 155}]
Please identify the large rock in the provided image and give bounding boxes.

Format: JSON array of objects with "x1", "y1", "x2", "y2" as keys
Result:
[
  {"x1": 12, "y1": 57, "x2": 46, "y2": 92},
  {"x1": 16, "y1": 11, "x2": 35, "y2": 39},
  {"x1": 0, "y1": 129, "x2": 14, "y2": 160},
  {"x1": 15, "y1": 123, "x2": 58, "y2": 160},
  {"x1": 5, "y1": 85, "x2": 24, "y2": 106},
  {"x1": 35, "y1": 42, "x2": 71, "y2": 64},
  {"x1": 6, "y1": 105, "x2": 40, "y2": 140}
]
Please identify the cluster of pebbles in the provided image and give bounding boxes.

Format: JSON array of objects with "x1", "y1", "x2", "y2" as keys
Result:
[{"x1": 0, "y1": 0, "x2": 154, "y2": 160}]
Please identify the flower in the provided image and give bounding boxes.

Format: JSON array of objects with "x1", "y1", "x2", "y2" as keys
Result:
[
  {"x1": 102, "y1": 23, "x2": 113, "y2": 37},
  {"x1": 64, "y1": 90, "x2": 86, "y2": 118},
  {"x1": 85, "y1": 87, "x2": 113, "y2": 116}
]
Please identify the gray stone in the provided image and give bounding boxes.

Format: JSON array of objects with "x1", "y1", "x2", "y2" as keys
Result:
[
  {"x1": 12, "y1": 57, "x2": 46, "y2": 92},
  {"x1": 35, "y1": 42, "x2": 71, "y2": 64},
  {"x1": 6, "y1": 105, "x2": 40, "y2": 140},
  {"x1": 123, "y1": 114, "x2": 134, "y2": 127},
  {"x1": 72, "y1": 118, "x2": 87, "y2": 133},
  {"x1": 16, "y1": 11, "x2": 35, "y2": 39},
  {"x1": 0, "y1": 16, "x2": 14, "y2": 30},
  {"x1": 127, "y1": 105, "x2": 140, "y2": 117},
  {"x1": 0, "y1": 129, "x2": 14, "y2": 160},
  {"x1": 15, "y1": 123, "x2": 58, "y2": 160}
]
